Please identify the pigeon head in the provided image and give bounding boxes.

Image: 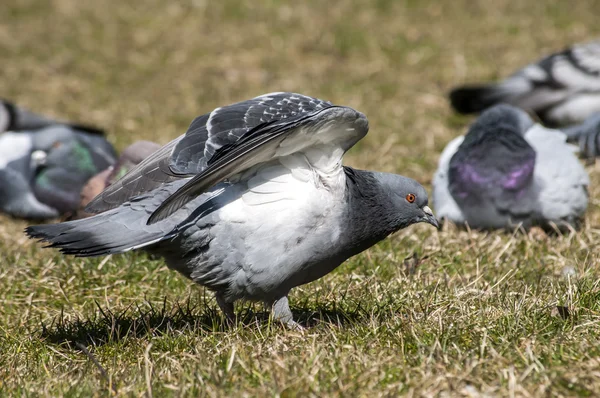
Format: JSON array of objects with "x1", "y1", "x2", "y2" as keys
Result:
[
  {"x1": 30, "y1": 126, "x2": 116, "y2": 171},
  {"x1": 369, "y1": 171, "x2": 439, "y2": 230},
  {"x1": 448, "y1": 105, "x2": 536, "y2": 205},
  {"x1": 467, "y1": 104, "x2": 535, "y2": 135},
  {"x1": 30, "y1": 125, "x2": 76, "y2": 151},
  {"x1": 29, "y1": 126, "x2": 116, "y2": 213}
]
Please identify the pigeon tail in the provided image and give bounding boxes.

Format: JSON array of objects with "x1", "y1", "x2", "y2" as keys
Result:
[
  {"x1": 25, "y1": 211, "x2": 167, "y2": 257},
  {"x1": 449, "y1": 84, "x2": 510, "y2": 114}
]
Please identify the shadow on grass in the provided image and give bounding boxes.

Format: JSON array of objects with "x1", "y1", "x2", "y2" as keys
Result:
[{"x1": 39, "y1": 298, "x2": 368, "y2": 348}]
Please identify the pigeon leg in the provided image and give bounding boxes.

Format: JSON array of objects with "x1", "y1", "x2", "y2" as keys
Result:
[
  {"x1": 270, "y1": 296, "x2": 303, "y2": 330},
  {"x1": 216, "y1": 293, "x2": 235, "y2": 325}
]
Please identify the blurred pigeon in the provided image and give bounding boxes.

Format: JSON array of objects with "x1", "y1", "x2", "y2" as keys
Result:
[
  {"x1": 74, "y1": 140, "x2": 161, "y2": 219},
  {"x1": 433, "y1": 104, "x2": 589, "y2": 230},
  {"x1": 0, "y1": 125, "x2": 116, "y2": 219},
  {"x1": 26, "y1": 92, "x2": 438, "y2": 329},
  {"x1": 450, "y1": 40, "x2": 600, "y2": 125},
  {"x1": 0, "y1": 98, "x2": 104, "y2": 134},
  {"x1": 561, "y1": 113, "x2": 600, "y2": 159}
]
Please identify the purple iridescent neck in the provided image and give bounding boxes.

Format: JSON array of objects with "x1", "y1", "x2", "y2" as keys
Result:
[{"x1": 450, "y1": 157, "x2": 535, "y2": 199}]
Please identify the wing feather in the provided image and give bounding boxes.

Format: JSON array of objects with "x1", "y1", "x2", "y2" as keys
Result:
[
  {"x1": 85, "y1": 93, "x2": 367, "y2": 220},
  {"x1": 147, "y1": 105, "x2": 367, "y2": 224},
  {"x1": 84, "y1": 137, "x2": 182, "y2": 213}
]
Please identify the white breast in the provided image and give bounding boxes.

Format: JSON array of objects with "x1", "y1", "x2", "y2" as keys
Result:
[
  {"x1": 213, "y1": 155, "x2": 346, "y2": 295},
  {"x1": 432, "y1": 135, "x2": 465, "y2": 223}
]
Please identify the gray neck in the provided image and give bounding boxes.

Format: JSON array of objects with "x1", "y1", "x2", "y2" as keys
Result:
[{"x1": 337, "y1": 167, "x2": 403, "y2": 260}]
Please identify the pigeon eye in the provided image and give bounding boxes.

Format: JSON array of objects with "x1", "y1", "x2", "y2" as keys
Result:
[
  {"x1": 52, "y1": 141, "x2": 62, "y2": 149},
  {"x1": 406, "y1": 193, "x2": 416, "y2": 203}
]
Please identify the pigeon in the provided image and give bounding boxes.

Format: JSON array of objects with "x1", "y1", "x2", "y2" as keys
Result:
[
  {"x1": 560, "y1": 112, "x2": 600, "y2": 159},
  {"x1": 74, "y1": 140, "x2": 161, "y2": 219},
  {"x1": 449, "y1": 40, "x2": 600, "y2": 126},
  {"x1": 433, "y1": 104, "x2": 589, "y2": 230},
  {"x1": 0, "y1": 125, "x2": 117, "y2": 219},
  {"x1": 0, "y1": 98, "x2": 104, "y2": 134},
  {"x1": 26, "y1": 92, "x2": 439, "y2": 329}
]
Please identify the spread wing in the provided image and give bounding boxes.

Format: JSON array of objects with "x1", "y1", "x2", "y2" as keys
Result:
[
  {"x1": 85, "y1": 93, "x2": 369, "y2": 222},
  {"x1": 147, "y1": 102, "x2": 368, "y2": 224},
  {"x1": 86, "y1": 92, "x2": 333, "y2": 213}
]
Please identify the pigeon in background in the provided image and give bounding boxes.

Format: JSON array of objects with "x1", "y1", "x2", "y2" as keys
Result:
[
  {"x1": 560, "y1": 113, "x2": 600, "y2": 159},
  {"x1": 450, "y1": 40, "x2": 600, "y2": 126},
  {"x1": 433, "y1": 104, "x2": 589, "y2": 231},
  {"x1": 26, "y1": 92, "x2": 439, "y2": 329},
  {"x1": 74, "y1": 140, "x2": 161, "y2": 219},
  {"x1": 0, "y1": 98, "x2": 104, "y2": 134},
  {"x1": 0, "y1": 124, "x2": 116, "y2": 219}
]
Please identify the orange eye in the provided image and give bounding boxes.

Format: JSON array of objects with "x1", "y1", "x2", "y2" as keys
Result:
[
  {"x1": 52, "y1": 141, "x2": 62, "y2": 149},
  {"x1": 406, "y1": 193, "x2": 416, "y2": 203}
]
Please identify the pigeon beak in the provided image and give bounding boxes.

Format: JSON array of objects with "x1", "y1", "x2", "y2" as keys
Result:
[{"x1": 421, "y1": 205, "x2": 439, "y2": 229}]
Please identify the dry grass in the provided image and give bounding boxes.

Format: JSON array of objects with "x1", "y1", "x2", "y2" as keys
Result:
[{"x1": 2, "y1": 0, "x2": 600, "y2": 396}]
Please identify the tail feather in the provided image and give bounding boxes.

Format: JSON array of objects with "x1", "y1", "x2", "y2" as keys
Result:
[
  {"x1": 26, "y1": 180, "x2": 219, "y2": 257},
  {"x1": 25, "y1": 209, "x2": 168, "y2": 257},
  {"x1": 449, "y1": 84, "x2": 508, "y2": 114}
]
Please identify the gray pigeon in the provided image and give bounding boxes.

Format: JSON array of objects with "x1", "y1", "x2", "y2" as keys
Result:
[
  {"x1": 26, "y1": 92, "x2": 438, "y2": 329},
  {"x1": 0, "y1": 125, "x2": 117, "y2": 219},
  {"x1": 450, "y1": 40, "x2": 600, "y2": 126},
  {"x1": 433, "y1": 104, "x2": 589, "y2": 230}
]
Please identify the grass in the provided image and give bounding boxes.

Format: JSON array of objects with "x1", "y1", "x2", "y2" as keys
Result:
[{"x1": 2, "y1": 0, "x2": 600, "y2": 395}]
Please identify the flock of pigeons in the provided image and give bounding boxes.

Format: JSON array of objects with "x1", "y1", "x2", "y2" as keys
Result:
[{"x1": 1, "y1": 39, "x2": 597, "y2": 328}]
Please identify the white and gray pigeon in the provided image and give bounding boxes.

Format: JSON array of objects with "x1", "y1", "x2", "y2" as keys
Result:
[
  {"x1": 450, "y1": 40, "x2": 600, "y2": 126},
  {"x1": 0, "y1": 124, "x2": 117, "y2": 219},
  {"x1": 26, "y1": 92, "x2": 439, "y2": 329},
  {"x1": 433, "y1": 104, "x2": 589, "y2": 230}
]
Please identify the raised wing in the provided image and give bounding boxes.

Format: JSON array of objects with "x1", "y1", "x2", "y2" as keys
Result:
[
  {"x1": 86, "y1": 93, "x2": 368, "y2": 218},
  {"x1": 147, "y1": 104, "x2": 368, "y2": 224},
  {"x1": 86, "y1": 93, "x2": 333, "y2": 213},
  {"x1": 170, "y1": 92, "x2": 334, "y2": 175}
]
